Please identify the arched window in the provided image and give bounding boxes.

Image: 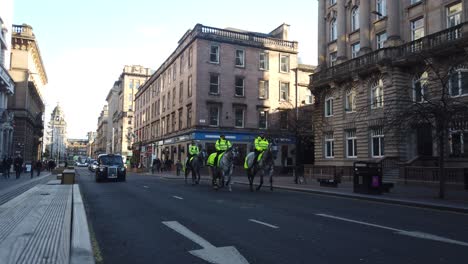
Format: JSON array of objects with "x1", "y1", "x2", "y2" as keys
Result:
[
  {"x1": 371, "y1": 79, "x2": 384, "y2": 108},
  {"x1": 330, "y1": 19, "x2": 337, "y2": 41},
  {"x1": 412, "y1": 72, "x2": 428, "y2": 102},
  {"x1": 351, "y1": 7, "x2": 360, "y2": 31}
]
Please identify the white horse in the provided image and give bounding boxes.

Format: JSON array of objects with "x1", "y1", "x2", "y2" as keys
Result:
[
  {"x1": 244, "y1": 143, "x2": 278, "y2": 191},
  {"x1": 210, "y1": 147, "x2": 239, "y2": 191}
]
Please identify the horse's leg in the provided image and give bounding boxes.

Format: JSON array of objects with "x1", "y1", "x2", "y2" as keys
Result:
[
  {"x1": 256, "y1": 169, "x2": 264, "y2": 191},
  {"x1": 184, "y1": 169, "x2": 188, "y2": 184},
  {"x1": 270, "y1": 170, "x2": 274, "y2": 191},
  {"x1": 248, "y1": 170, "x2": 254, "y2": 192}
]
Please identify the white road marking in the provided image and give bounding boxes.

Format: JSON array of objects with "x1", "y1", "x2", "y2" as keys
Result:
[
  {"x1": 316, "y1": 213, "x2": 468, "y2": 247},
  {"x1": 248, "y1": 219, "x2": 279, "y2": 229},
  {"x1": 173, "y1": 196, "x2": 184, "y2": 200},
  {"x1": 162, "y1": 221, "x2": 250, "y2": 264},
  {"x1": 143, "y1": 186, "x2": 149, "y2": 188}
]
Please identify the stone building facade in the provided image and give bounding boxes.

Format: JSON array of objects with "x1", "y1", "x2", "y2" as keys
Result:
[
  {"x1": 0, "y1": 2, "x2": 15, "y2": 159},
  {"x1": 134, "y1": 23, "x2": 313, "y2": 168},
  {"x1": 45, "y1": 104, "x2": 67, "y2": 162},
  {"x1": 8, "y1": 24, "x2": 48, "y2": 163},
  {"x1": 311, "y1": 0, "x2": 468, "y2": 177},
  {"x1": 106, "y1": 65, "x2": 152, "y2": 163},
  {"x1": 95, "y1": 105, "x2": 108, "y2": 156}
]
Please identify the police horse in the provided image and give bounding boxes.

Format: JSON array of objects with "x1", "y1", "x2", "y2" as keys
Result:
[
  {"x1": 244, "y1": 143, "x2": 278, "y2": 191},
  {"x1": 184, "y1": 151, "x2": 206, "y2": 185},
  {"x1": 208, "y1": 147, "x2": 239, "y2": 191}
]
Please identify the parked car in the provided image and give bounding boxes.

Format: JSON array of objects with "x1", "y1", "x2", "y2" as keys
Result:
[
  {"x1": 95, "y1": 154, "x2": 126, "y2": 182},
  {"x1": 88, "y1": 160, "x2": 98, "y2": 172}
]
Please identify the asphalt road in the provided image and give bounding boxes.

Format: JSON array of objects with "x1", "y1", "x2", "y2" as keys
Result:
[{"x1": 76, "y1": 168, "x2": 468, "y2": 264}]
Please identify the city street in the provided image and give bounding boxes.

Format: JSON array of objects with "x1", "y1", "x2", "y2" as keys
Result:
[{"x1": 76, "y1": 168, "x2": 468, "y2": 264}]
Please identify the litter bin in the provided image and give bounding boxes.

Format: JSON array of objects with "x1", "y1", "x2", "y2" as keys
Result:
[
  {"x1": 353, "y1": 161, "x2": 382, "y2": 195},
  {"x1": 61, "y1": 169, "x2": 75, "y2": 184}
]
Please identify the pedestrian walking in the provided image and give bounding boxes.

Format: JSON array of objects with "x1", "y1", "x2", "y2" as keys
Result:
[
  {"x1": 176, "y1": 160, "x2": 182, "y2": 176},
  {"x1": 5, "y1": 156, "x2": 12, "y2": 179},
  {"x1": 0, "y1": 157, "x2": 5, "y2": 179},
  {"x1": 14, "y1": 155, "x2": 23, "y2": 179},
  {"x1": 155, "y1": 158, "x2": 161, "y2": 172},
  {"x1": 30, "y1": 162, "x2": 34, "y2": 178},
  {"x1": 36, "y1": 160, "x2": 42, "y2": 177},
  {"x1": 152, "y1": 159, "x2": 157, "y2": 174}
]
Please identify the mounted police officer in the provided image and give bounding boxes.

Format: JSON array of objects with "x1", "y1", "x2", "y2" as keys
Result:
[
  {"x1": 214, "y1": 134, "x2": 232, "y2": 167},
  {"x1": 186, "y1": 140, "x2": 200, "y2": 170},
  {"x1": 253, "y1": 132, "x2": 269, "y2": 167}
]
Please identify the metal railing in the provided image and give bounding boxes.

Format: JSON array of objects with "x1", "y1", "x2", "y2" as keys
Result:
[
  {"x1": 194, "y1": 24, "x2": 298, "y2": 50},
  {"x1": 312, "y1": 22, "x2": 467, "y2": 85},
  {"x1": 403, "y1": 166, "x2": 466, "y2": 184}
]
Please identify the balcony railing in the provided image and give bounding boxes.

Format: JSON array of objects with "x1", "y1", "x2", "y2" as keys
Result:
[
  {"x1": 12, "y1": 24, "x2": 34, "y2": 37},
  {"x1": 193, "y1": 24, "x2": 298, "y2": 51},
  {"x1": 312, "y1": 22, "x2": 467, "y2": 86}
]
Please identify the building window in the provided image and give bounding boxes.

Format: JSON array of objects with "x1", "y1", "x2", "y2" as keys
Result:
[
  {"x1": 235, "y1": 108, "x2": 244, "y2": 128},
  {"x1": 179, "y1": 81, "x2": 183, "y2": 102},
  {"x1": 449, "y1": 130, "x2": 468, "y2": 157},
  {"x1": 346, "y1": 129, "x2": 358, "y2": 158},
  {"x1": 351, "y1": 42, "x2": 360, "y2": 59},
  {"x1": 167, "y1": 115, "x2": 171, "y2": 133},
  {"x1": 209, "y1": 106, "x2": 219, "y2": 127},
  {"x1": 280, "y1": 82, "x2": 289, "y2": 101},
  {"x1": 371, "y1": 127, "x2": 384, "y2": 157},
  {"x1": 410, "y1": 0, "x2": 421, "y2": 4},
  {"x1": 167, "y1": 92, "x2": 171, "y2": 110},
  {"x1": 129, "y1": 80, "x2": 134, "y2": 89},
  {"x1": 180, "y1": 53, "x2": 184, "y2": 74},
  {"x1": 210, "y1": 74, "x2": 219, "y2": 94},
  {"x1": 411, "y1": 17, "x2": 425, "y2": 41},
  {"x1": 178, "y1": 110, "x2": 183, "y2": 130},
  {"x1": 187, "y1": 105, "x2": 192, "y2": 127},
  {"x1": 235, "y1": 77, "x2": 245, "y2": 97},
  {"x1": 449, "y1": 68, "x2": 468, "y2": 96},
  {"x1": 188, "y1": 75, "x2": 192, "y2": 97},
  {"x1": 330, "y1": 19, "x2": 337, "y2": 41},
  {"x1": 324, "y1": 132, "x2": 335, "y2": 158},
  {"x1": 376, "y1": 0, "x2": 387, "y2": 19},
  {"x1": 210, "y1": 45, "x2": 220, "y2": 63},
  {"x1": 162, "y1": 96, "x2": 166, "y2": 112},
  {"x1": 173, "y1": 64, "x2": 177, "y2": 80},
  {"x1": 172, "y1": 112, "x2": 176, "y2": 132},
  {"x1": 351, "y1": 7, "x2": 360, "y2": 31},
  {"x1": 371, "y1": 79, "x2": 384, "y2": 108},
  {"x1": 413, "y1": 72, "x2": 428, "y2": 102},
  {"x1": 329, "y1": 0, "x2": 336, "y2": 5},
  {"x1": 128, "y1": 93, "x2": 133, "y2": 102},
  {"x1": 172, "y1": 88, "x2": 176, "y2": 106},
  {"x1": 376, "y1": 32, "x2": 387, "y2": 49},
  {"x1": 447, "y1": 2, "x2": 463, "y2": 28},
  {"x1": 329, "y1": 52, "x2": 337, "y2": 67},
  {"x1": 305, "y1": 89, "x2": 313, "y2": 104},
  {"x1": 259, "y1": 52, "x2": 269, "y2": 70},
  {"x1": 188, "y1": 47, "x2": 193, "y2": 67},
  {"x1": 345, "y1": 90, "x2": 356, "y2": 112},
  {"x1": 235, "y1": 49, "x2": 245, "y2": 67},
  {"x1": 280, "y1": 55, "x2": 290, "y2": 72},
  {"x1": 259, "y1": 111, "x2": 268, "y2": 129},
  {"x1": 280, "y1": 111, "x2": 288, "y2": 130},
  {"x1": 325, "y1": 97, "x2": 334, "y2": 117},
  {"x1": 259, "y1": 80, "x2": 269, "y2": 99}
]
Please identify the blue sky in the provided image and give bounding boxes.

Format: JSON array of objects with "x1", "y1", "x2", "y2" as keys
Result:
[{"x1": 13, "y1": 0, "x2": 318, "y2": 138}]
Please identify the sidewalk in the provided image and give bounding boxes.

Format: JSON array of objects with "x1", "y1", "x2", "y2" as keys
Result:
[
  {"x1": 140, "y1": 170, "x2": 468, "y2": 214},
  {"x1": 0, "y1": 171, "x2": 94, "y2": 264}
]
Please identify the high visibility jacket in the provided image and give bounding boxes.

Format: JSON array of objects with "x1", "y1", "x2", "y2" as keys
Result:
[
  {"x1": 215, "y1": 138, "x2": 232, "y2": 151},
  {"x1": 254, "y1": 137, "x2": 269, "y2": 151},
  {"x1": 189, "y1": 144, "x2": 199, "y2": 155}
]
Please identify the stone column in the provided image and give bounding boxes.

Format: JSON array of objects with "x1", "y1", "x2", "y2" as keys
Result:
[
  {"x1": 337, "y1": 0, "x2": 347, "y2": 62},
  {"x1": 359, "y1": 0, "x2": 371, "y2": 54},
  {"x1": 318, "y1": 0, "x2": 327, "y2": 67},
  {"x1": 386, "y1": 0, "x2": 402, "y2": 46}
]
